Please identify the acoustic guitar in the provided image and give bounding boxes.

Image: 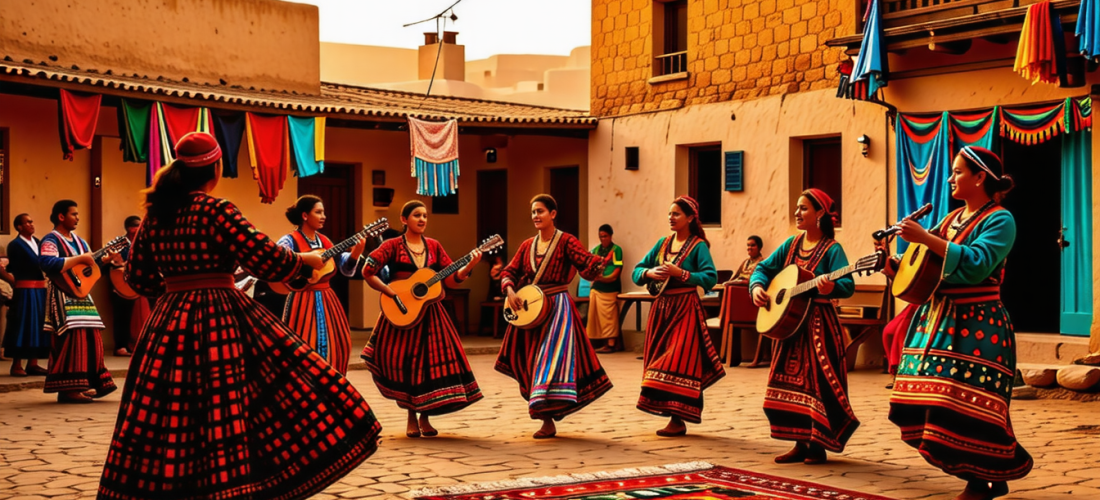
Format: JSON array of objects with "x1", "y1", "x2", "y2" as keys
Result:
[
  {"x1": 380, "y1": 235, "x2": 504, "y2": 328},
  {"x1": 50, "y1": 236, "x2": 130, "y2": 299},
  {"x1": 269, "y1": 218, "x2": 389, "y2": 295},
  {"x1": 109, "y1": 267, "x2": 141, "y2": 300},
  {"x1": 892, "y1": 243, "x2": 943, "y2": 304},
  {"x1": 502, "y1": 284, "x2": 550, "y2": 329},
  {"x1": 756, "y1": 251, "x2": 885, "y2": 340}
]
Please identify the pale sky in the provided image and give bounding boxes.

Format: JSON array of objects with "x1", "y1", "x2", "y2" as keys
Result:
[{"x1": 287, "y1": 0, "x2": 591, "y2": 60}]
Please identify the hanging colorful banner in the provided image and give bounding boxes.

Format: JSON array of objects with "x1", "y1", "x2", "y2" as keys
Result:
[
  {"x1": 116, "y1": 99, "x2": 150, "y2": 164},
  {"x1": 287, "y1": 116, "x2": 325, "y2": 178},
  {"x1": 1077, "y1": 0, "x2": 1100, "y2": 62},
  {"x1": 212, "y1": 111, "x2": 245, "y2": 179},
  {"x1": 1070, "y1": 96, "x2": 1093, "y2": 132},
  {"x1": 57, "y1": 89, "x2": 102, "y2": 160},
  {"x1": 245, "y1": 112, "x2": 290, "y2": 204},
  {"x1": 896, "y1": 112, "x2": 952, "y2": 251},
  {"x1": 1014, "y1": 0, "x2": 1069, "y2": 86},
  {"x1": 948, "y1": 108, "x2": 998, "y2": 152},
  {"x1": 408, "y1": 116, "x2": 460, "y2": 196},
  {"x1": 999, "y1": 100, "x2": 1068, "y2": 145}
]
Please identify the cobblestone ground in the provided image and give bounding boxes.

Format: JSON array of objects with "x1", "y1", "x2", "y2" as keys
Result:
[{"x1": 1, "y1": 351, "x2": 1098, "y2": 500}]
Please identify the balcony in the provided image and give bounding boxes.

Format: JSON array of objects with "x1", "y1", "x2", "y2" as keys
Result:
[
  {"x1": 650, "y1": 51, "x2": 689, "y2": 83},
  {"x1": 827, "y1": 0, "x2": 1080, "y2": 54}
]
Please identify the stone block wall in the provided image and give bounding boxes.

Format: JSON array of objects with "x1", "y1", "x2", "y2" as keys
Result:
[{"x1": 592, "y1": 0, "x2": 856, "y2": 116}]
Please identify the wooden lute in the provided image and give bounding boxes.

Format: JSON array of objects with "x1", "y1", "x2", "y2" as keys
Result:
[
  {"x1": 109, "y1": 267, "x2": 141, "y2": 300},
  {"x1": 892, "y1": 243, "x2": 944, "y2": 304},
  {"x1": 380, "y1": 235, "x2": 504, "y2": 328},
  {"x1": 50, "y1": 236, "x2": 129, "y2": 299},
  {"x1": 502, "y1": 285, "x2": 550, "y2": 329},
  {"x1": 269, "y1": 218, "x2": 389, "y2": 294},
  {"x1": 756, "y1": 251, "x2": 885, "y2": 340}
]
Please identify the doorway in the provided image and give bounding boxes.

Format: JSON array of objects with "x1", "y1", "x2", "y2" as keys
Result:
[
  {"x1": 298, "y1": 162, "x2": 357, "y2": 310},
  {"x1": 999, "y1": 140, "x2": 1061, "y2": 333},
  {"x1": 550, "y1": 166, "x2": 580, "y2": 237}
]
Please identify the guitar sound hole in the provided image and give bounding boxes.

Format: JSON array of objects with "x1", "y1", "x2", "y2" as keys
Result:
[
  {"x1": 412, "y1": 283, "x2": 429, "y2": 298},
  {"x1": 910, "y1": 247, "x2": 921, "y2": 265},
  {"x1": 775, "y1": 289, "x2": 786, "y2": 305},
  {"x1": 82, "y1": 268, "x2": 94, "y2": 277}
]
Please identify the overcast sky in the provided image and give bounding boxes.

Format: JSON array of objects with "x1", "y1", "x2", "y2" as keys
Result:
[{"x1": 287, "y1": 0, "x2": 591, "y2": 60}]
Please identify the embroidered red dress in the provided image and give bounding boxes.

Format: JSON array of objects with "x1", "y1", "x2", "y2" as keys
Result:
[
  {"x1": 749, "y1": 234, "x2": 860, "y2": 452},
  {"x1": 359, "y1": 236, "x2": 482, "y2": 415},
  {"x1": 98, "y1": 194, "x2": 381, "y2": 500},
  {"x1": 497, "y1": 231, "x2": 613, "y2": 420}
]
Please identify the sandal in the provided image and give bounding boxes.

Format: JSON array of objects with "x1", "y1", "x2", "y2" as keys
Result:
[
  {"x1": 533, "y1": 429, "x2": 557, "y2": 439},
  {"x1": 775, "y1": 443, "x2": 807, "y2": 464},
  {"x1": 9, "y1": 366, "x2": 27, "y2": 377}
]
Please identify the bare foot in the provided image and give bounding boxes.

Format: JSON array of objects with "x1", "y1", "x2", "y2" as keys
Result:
[
  {"x1": 533, "y1": 418, "x2": 556, "y2": 439},
  {"x1": 774, "y1": 443, "x2": 807, "y2": 464},
  {"x1": 419, "y1": 414, "x2": 438, "y2": 437},
  {"x1": 406, "y1": 411, "x2": 420, "y2": 438},
  {"x1": 656, "y1": 417, "x2": 687, "y2": 437}
]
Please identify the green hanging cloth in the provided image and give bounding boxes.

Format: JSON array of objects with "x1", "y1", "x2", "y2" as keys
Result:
[{"x1": 116, "y1": 99, "x2": 151, "y2": 163}]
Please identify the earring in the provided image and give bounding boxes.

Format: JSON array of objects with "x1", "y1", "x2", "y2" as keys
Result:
[{"x1": 816, "y1": 217, "x2": 821, "y2": 228}]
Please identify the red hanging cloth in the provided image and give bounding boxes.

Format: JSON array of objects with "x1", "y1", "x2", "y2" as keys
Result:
[
  {"x1": 244, "y1": 113, "x2": 289, "y2": 204},
  {"x1": 57, "y1": 89, "x2": 102, "y2": 160}
]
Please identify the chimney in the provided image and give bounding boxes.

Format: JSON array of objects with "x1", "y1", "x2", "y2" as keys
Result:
[{"x1": 419, "y1": 31, "x2": 465, "y2": 82}]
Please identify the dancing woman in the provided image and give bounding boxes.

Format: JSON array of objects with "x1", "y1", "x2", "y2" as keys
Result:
[
  {"x1": 278, "y1": 195, "x2": 366, "y2": 374},
  {"x1": 632, "y1": 196, "x2": 724, "y2": 436},
  {"x1": 885, "y1": 146, "x2": 1031, "y2": 500},
  {"x1": 750, "y1": 188, "x2": 858, "y2": 465},
  {"x1": 360, "y1": 200, "x2": 483, "y2": 438},
  {"x1": 497, "y1": 194, "x2": 613, "y2": 439},
  {"x1": 98, "y1": 132, "x2": 381, "y2": 500}
]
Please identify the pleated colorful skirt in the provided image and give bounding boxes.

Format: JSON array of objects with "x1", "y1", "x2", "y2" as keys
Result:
[
  {"x1": 637, "y1": 290, "x2": 725, "y2": 423},
  {"x1": 495, "y1": 292, "x2": 613, "y2": 420},
  {"x1": 283, "y1": 286, "x2": 352, "y2": 374},
  {"x1": 361, "y1": 301, "x2": 482, "y2": 415},
  {"x1": 44, "y1": 327, "x2": 116, "y2": 395}
]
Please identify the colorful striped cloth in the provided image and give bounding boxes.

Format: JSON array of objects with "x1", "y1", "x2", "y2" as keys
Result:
[
  {"x1": 57, "y1": 89, "x2": 101, "y2": 160},
  {"x1": 288, "y1": 116, "x2": 326, "y2": 178},
  {"x1": 408, "y1": 117, "x2": 460, "y2": 196},
  {"x1": 1014, "y1": 0, "x2": 1068, "y2": 86}
]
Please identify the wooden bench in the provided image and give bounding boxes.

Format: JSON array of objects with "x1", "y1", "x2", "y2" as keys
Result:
[{"x1": 836, "y1": 282, "x2": 893, "y2": 372}]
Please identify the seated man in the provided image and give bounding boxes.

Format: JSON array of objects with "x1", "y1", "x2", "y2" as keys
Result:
[{"x1": 728, "y1": 235, "x2": 764, "y2": 284}]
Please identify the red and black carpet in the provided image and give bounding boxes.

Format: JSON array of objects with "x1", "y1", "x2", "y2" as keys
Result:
[{"x1": 411, "y1": 462, "x2": 895, "y2": 499}]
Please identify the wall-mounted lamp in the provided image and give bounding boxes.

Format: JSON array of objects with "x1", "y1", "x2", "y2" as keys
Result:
[
  {"x1": 856, "y1": 134, "x2": 870, "y2": 157},
  {"x1": 485, "y1": 147, "x2": 497, "y2": 163}
]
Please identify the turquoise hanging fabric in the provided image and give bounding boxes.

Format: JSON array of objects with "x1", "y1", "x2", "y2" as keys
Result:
[
  {"x1": 949, "y1": 107, "x2": 998, "y2": 153},
  {"x1": 896, "y1": 112, "x2": 952, "y2": 252},
  {"x1": 1077, "y1": 0, "x2": 1100, "y2": 62},
  {"x1": 1060, "y1": 129, "x2": 1093, "y2": 335},
  {"x1": 408, "y1": 117, "x2": 460, "y2": 196},
  {"x1": 287, "y1": 116, "x2": 324, "y2": 178}
]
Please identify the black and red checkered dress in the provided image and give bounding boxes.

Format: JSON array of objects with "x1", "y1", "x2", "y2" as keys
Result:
[{"x1": 98, "y1": 194, "x2": 382, "y2": 500}]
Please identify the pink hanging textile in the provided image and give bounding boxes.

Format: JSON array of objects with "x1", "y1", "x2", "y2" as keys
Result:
[
  {"x1": 245, "y1": 112, "x2": 290, "y2": 204},
  {"x1": 408, "y1": 117, "x2": 460, "y2": 196},
  {"x1": 57, "y1": 89, "x2": 102, "y2": 160},
  {"x1": 146, "y1": 104, "x2": 214, "y2": 185}
]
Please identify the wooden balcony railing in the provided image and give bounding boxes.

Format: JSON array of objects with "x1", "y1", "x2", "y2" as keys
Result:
[
  {"x1": 829, "y1": 0, "x2": 1080, "y2": 53},
  {"x1": 655, "y1": 51, "x2": 688, "y2": 76}
]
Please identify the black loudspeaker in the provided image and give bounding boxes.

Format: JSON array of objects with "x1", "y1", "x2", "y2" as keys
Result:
[
  {"x1": 373, "y1": 187, "x2": 395, "y2": 207},
  {"x1": 625, "y1": 147, "x2": 639, "y2": 170},
  {"x1": 485, "y1": 147, "x2": 497, "y2": 163}
]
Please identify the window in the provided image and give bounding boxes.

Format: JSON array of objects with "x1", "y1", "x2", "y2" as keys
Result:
[
  {"x1": 802, "y1": 138, "x2": 843, "y2": 226},
  {"x1": 432, "y1": 192, "x2": 459, "y2": 215},
  {"x1": 689, "y1": 146, "x2": 722, "y2": 226},
  {"x1": 653, "y1": 0, "x2": 688, "y2": 77}
]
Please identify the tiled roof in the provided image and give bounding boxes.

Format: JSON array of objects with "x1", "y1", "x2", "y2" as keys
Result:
[{"x1": 0, "y1": 58, "x2": 596, "y2": 128}]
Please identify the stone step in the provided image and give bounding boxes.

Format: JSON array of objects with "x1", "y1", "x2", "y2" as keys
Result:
[{"x1": 1015, "y1": 332, "x2": 1091, "y2": 365}]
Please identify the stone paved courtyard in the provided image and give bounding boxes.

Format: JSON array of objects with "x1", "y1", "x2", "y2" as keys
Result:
[{"x1": 1, "y1": 349, "x2": 1098, "y2": 500}]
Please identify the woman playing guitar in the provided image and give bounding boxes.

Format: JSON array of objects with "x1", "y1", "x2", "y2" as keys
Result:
[
  {"x1": 749, "y1": 188, "x2": 858, "y2": 465},
  {"x1": 632, "y1": 195, "x2": 724, "y2": 437},
  {"x1": 498, "y1": 194, "x2": 613, "y2": 439},
  {"x1": 278, "y1": 195, "x2": 367, "y2": 374},
  {"x1": 881, "y1": 147, "x2": 1030, "y2": 500},
  {"x1": 359, "y1": 200, "x2": 483, "y2": 438}
]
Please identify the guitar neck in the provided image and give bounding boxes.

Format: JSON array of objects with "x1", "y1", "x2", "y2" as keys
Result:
[
  {"x1": 425, "y1": 252, "x2": 473, "y2": 287},
  {"x1": 92, "y1": 240, "x2": 124, "y2": 261},
  {"x1": 320, "y1": 227, "x2": 373, "y2": 260},
  {"x1": 789, "y1": 263, "x2": 858, "y2": 297}
]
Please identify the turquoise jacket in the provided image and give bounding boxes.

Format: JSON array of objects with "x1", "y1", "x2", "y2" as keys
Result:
[
  {"x1": 632, "y1": 236, "x2": 717, "y2": 291},
  {"x1": 749, "y1": 235, "x2": 855, "y2": 300}
]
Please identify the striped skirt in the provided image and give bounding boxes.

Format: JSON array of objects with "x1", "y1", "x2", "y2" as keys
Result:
[
  {"x1": 98, "y1": 285, "x2": 381, "y2": 500},
  {"x1": 361, "y1": 301, "x2": 482, "y2": 415},
  {"x1": 889, "y1": 290, "x2": 1033, "y2": 481},
  {"x1": 44, "y1": 327, "x2": 116, "y2": 395},
  {"x1": 2, "y1": 287, "x2": 50, "y2": 359},
  {"x1": 283, "y1": 286, "x2": 352, "y2": 374},
  {"x1": 763, "y1": 302, "x2": 860, "y2": 452},
  {"x1": 495, "y1": 292, "x2": 613, "y2": 420},
  {"x1": 638, "y1": 290, "x2": 725, "y2": 423}
]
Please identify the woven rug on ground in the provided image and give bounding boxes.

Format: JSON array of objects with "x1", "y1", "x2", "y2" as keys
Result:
[{"x1": 411, "y1": 462, "x2": 895, "y2": 500}]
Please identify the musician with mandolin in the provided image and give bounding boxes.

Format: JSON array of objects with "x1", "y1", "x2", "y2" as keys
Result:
[
  {"x1": 497, "y1": 194, "x2": 614, "y2": 440},
  {"x1": 881, "y1": 146, "x2": 1031, "y2": 500},
  {"x1": 37, "y1": 200, "x2": 119, "y2": 404},
  {"x1": 276, "y1": 195, "x2": 369, "y2": 375},
  {"x1": 749, "y1": 188, "x2": 859, "y2": 466},
  {"x1": 106, "y1": 215, "x2": 151, "y2": 357},
  {"x1": 631, "y1": 195, "x2": 724, "y2": 438},
  {"x1": 360, "y1": 200, "x2": 484, "y2": 439}
]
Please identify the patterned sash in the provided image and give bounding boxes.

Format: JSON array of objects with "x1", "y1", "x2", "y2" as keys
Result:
[
  {"x1": 44, "y1": 231, "x2": 105, "y2": 335},
  {"x1": 528, "y1": 230, "x2": 563, "y2": 287}
]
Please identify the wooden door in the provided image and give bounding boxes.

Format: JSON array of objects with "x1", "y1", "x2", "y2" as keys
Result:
[
  {"x1": 550, "y1": 166, "x2": 580, "y2": 237},
  {"x1": 298, "y1": 163, "x2": 356, "y2": 310}
]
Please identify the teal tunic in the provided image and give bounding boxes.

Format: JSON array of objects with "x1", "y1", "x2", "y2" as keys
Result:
[
  {"x1": 889, "y1": 206, "x2": 1033, "y2": 482},
  {"x1": 632, "y1": 235, "x2": 724, "y2": 423},
  {"x1": 749, "y1": 234, "x2": 859, "y2": 452}
]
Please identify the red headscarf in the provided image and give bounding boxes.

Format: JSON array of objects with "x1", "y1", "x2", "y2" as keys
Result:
[
  {"x1": 673, "y1": 195, "x2": 710, "y2": 247},
  {"x1": 174, "y1": 132, "x2": 222, "y2": 167},
  {"x1": 803, "y1": 188, "x2": 838, "y2": 225}
]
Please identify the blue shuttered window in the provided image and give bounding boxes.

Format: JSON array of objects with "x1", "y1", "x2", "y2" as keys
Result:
[{"x1": 724, "y1": 151, "x2": 744, "y2": 192}]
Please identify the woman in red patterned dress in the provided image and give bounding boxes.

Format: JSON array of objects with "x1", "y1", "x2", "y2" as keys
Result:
[
  {"x1": 498, "y1": 194, "x2": 613, "y2": 439},
  {"x1": 98, "y1": 132, "x2": 382, "y2": 500},
  {"x1": 360, "y1": 200, "x2": 483, "y2": 438}
]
